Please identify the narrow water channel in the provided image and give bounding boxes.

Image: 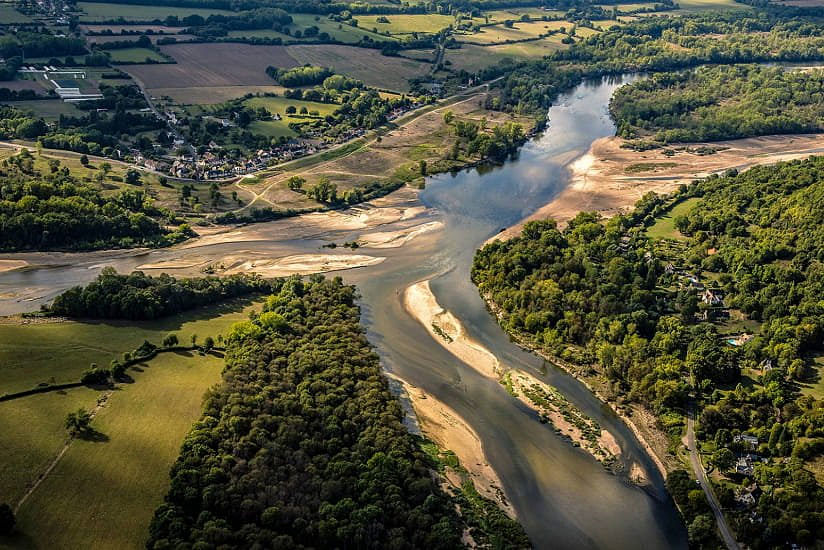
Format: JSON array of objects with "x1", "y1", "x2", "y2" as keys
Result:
[{"x1": 352, "y1": 74, "x2": 689, "y2": 549}]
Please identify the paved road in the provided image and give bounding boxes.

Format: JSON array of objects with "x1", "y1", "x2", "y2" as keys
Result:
[{"x1": 686, "y1": 408, "x2": 740, "y2": 550}]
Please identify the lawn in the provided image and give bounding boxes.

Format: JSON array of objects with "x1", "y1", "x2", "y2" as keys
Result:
[
  {"x1": 354, "y1": 13, "x2": 455, "y2": 34},
  {"x1": 107, "y1": 47, "x2": 168, "y2": 63},
  {"x1": 244, "y1": 95, "x2": 338, "y2": 138},
  {"x1": 11, "y1": 351, "x2": 223, "y2": 549},
  {"x1": 77, "y1": 1, "x2": 231, "y2": 21},
  {"x1": 645, "y1": 197, "x2": 699, "y2": 240},
  {"x1": 0, "y1": 297, "x2": 262, "y2": 395}
]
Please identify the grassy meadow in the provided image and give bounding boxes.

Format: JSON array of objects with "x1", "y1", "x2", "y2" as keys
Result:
[
  {"x1": 645, "y1": 197, "x2": 699, "y2": 240},
  {"x1": 107, "y1": 47, "x2": 168, "y2": 63},
  {"x1": 0, "y1": 297, "x2": 262, "y2": 396},
  {"x1": 8, "y1": 351, "x2": 223, "y2": 549}
]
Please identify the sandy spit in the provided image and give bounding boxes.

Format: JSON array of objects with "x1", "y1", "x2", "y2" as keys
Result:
[
  {"x1": 0, "y1": 260, "x2": 28, "y2": 273},
  {"x1": 403, "y1": 280, "x2": 500, "y2": 378},
  {"x1": 397, "y1": 378, "x2": 516, "y2": 518}
]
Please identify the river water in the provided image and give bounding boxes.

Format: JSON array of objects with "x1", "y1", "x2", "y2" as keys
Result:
[{"x1": 0, "y1": 74, "x2": 688, "y2": 548}]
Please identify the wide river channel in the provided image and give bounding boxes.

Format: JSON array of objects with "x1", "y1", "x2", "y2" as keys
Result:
[{"x1": 0, "y1": 74, "x2": 689, "y2": 548}]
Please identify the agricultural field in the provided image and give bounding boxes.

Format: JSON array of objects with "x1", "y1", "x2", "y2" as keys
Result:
[
  {"x1": 7, "y1": 100, "x2": 83, "y2": 120},
  {"x1": 0, "y1": 4, "x2": 31, "y2": 23},
  {"x1": 107, "y1": 47, "x2": 168, "y2": 63},
  {"x1": 151, "y1": 84, "x2": 285, "y2": 104},
  {"x1": 76, "y1": 1, "x2": 232, "y2": 22},
  {"x1": 354, "y1": 13, "x2": 456, "y2": 34},
  {"x1": 0, "y1": 297, "x2": 262, "y2": 396},
  {"x1": 79, "y1": 24, "x2": 187, "y2": 34},
  {"x1": 243, "y1": 95, "x2": 338, "y2": 138},
  {"x1": 288, "y1": 13, "x2": 389, "y2": 42},
  {"x1": 86, "y1": 33, "x2": 196, "y2": 44},
  {"x1": 445, "y1": 36, "x2": 567, "y2": 71},
  {"x1": 286, "y1": 44, "x2": 429, "y2": 92},
  {"x1": 672, "y1": 0, "x2": 749, "y2": 11},
  {"x1": 481, "y1": 8, "x2": 562, "y2": 22},
  {"x1": 124, "y1": 43, "x2": 299, "y2": 90},
  {"x1": 11, "y1": 351, "x2": 223, "y2": 549}
]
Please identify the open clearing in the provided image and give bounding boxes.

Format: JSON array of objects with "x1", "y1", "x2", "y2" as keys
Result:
[
  {"x1": 0, "y1": 297, "x2": 262, "y2": 395},
  {"x1": 286, "y1": 45, "x2": 429, "y2": 92},
  {"x1": 243, "y1": 95, "x2": 338, "y2": 138},
  {"x1": 646, "y1": 197, "x2": 699, "y2": 240},
  {"x1": 457, "y1": 20, "x2": 572, "y2": 44},
  {"x1": 76, "y1": 1, "x2": 231, "y2": 21},
  {"x1": 12, "y1": 351, "x2": 223, "y2": 550},
  {"x1": 124, "y1": 43, "x2": 299, "y2": 89},
  {"x1": 150, "y1": 85, "x2": 286, "y2": 104}
]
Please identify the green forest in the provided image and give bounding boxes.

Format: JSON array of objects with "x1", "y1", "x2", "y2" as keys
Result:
[
  {"x1": 611, "y1": 65, "x2": 824, "y2": 143},
  {"x1": 0, "y1": 150, "x2": 191, "y2": 251},
  {"x1": 147, "y1": 275, "x2": 528, "y2": 549},
  {"x1": 49, "y1": 269, "x2": 273, "y2": 320},
  {"x1": 472, "y1": 157, "x2": 824, "y2": 549}
]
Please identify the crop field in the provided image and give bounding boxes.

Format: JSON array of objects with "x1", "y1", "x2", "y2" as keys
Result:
[
  {"x1": 9, "y1": 100, "x2": 84, "y2": 120},
  {"x1": 243, "y1": 96, "x2": 338, "y2": 137},
  {"x1": 286, "y1": 45, "x2": 429, "y2": 92},
  {"x1": 12, "y1": 351, "x2": 223, "y2": 549},
  {"x1": 124, "y1": 43, "x2": 298, "y2": 90},
  {"x1": 0, "y1": 4, "x2": 31, "y2": 23},
  {"x1": 0, "y1": 297, "x2": 262, "y2": 396},
  {"x1": 108, "y1": 47, "x2": 168, "y2": 63},
  {"x1": 354, "y1": 13, "x2": 456, "y2": 34},
  {"x1": 76, "y1": 1, "x2": 232, "y2": 21}
]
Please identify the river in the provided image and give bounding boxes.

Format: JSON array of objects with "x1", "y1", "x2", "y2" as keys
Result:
[{"x1": 0, "y1": 74, "x2": 689, "y2": 548}]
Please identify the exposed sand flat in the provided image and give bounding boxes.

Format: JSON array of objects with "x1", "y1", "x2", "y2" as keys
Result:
[
  {"x1": 0, "y1": 260, "x2": 28, "y2": 273},
  {"x1": 359, "y1": 221, "x2": 443, "y2": 249},
  {"x1": 222, "y1": 253, "x2": 385, "y2": 277},
  {"x1": 495, "y1": 133, "x2": 824, "y2": 241},
  {"x1": 506, "y1": 369, "x2": 621, "y2": 466},
  {"x1": 403, "y1": 280, "x2": 500, "y2": 378},
  {"x1": 400, "y1": 380, "x2": 515, "y2": 517},
  {"x1": 136, "y1": 258, "x2": 209, "y2": 270}
]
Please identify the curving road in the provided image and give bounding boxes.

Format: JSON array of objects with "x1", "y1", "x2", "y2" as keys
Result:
[{"x1": 686, "y1": 407, "x2": 740, "y2": 550}]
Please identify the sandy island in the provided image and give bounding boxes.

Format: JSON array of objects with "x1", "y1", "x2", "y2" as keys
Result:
[
  {"x1": 0, "y1": 260, "x2": 28, "y2": 273},
  {"x1": 398, "y1": 379, "x2": 515, "y2": 518},
  {"x1": 403, "y1": 280, "x2": 500, "y2": 378},
  {"x1": 495, "y1": 133, "x2": 824, "y2": 241},
  {"x1": 404, "y1": 280, "x2": 633, "y2": 470},
  {"x1": 359, "y1": 220, "x2": 443, "y2": 249}
]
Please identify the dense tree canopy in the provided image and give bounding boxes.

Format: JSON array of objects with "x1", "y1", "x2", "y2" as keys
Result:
[
  {"x1": 147, "y1": 276, "x2": 469, "y2": 549},
  {"x1": 611, "y1": 65, "x2": 824, "y2": 142},
  {"x1": 49, "y1": 269, "x2": 273, "y2": 320}
]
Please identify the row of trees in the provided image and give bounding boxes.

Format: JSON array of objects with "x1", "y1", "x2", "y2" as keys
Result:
[{"x1": 49, "y1": 269, "x2": 273, "y2": 320}]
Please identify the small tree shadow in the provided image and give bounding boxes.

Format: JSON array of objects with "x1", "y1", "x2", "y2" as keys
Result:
[{"x1": 77, "y1": 427, "x2": 109, "y2": 443}]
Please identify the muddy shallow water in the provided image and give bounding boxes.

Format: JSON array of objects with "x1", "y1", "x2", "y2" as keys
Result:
[{"x1": 0, "y1": 75, "x2": 688, "y2": 549}]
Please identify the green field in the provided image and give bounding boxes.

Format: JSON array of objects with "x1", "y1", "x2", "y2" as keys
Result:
[
  {"x1": 0, "y1": 4, "x2": 32, "y2": 23},
  {"x1": 0, "y1": 387, "x2": 101, "y2": 505},
  {"x1": 10, "y1": 351, "x2": 223, "y2": 549},
  {"x1": 107, "y1": 47, "x2": 167, "y2": 63},
  {"x1": 0, "y1": 297, "x2": 262, "y2": 395},
  {"x1": 672, "y1": 0, "x2": 749, "y2": 11},
  {"x1": 457, "y1": 20, "x2": 574, "y2": 44},
  {"x1": 8, "y1": 100, "x2": 83, "y2": 120},
  {"x1": 77, "y1": 1, "x2": 231, "y2": 21},
  {"x1": 645, "y1": 197, "x2": 699, "y2": 240},
  {"x1": 288, "y1": 14, "x2": 389, "y2": 42},
  {"x1": 354, "y1": 13, "x2": 455, "y2": 34},
  {"x1": 243, "y1": 96, "x2": 338, "y2": 138},
  {"x1": 800, "y1": 356, "x2": 824, "y2": 400}
]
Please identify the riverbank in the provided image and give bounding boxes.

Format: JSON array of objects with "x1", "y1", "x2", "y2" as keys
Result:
[
  {"x1": 494, "y1": 133, "x2": 824, "y2": 241},
  {"x1": 404, "y1": 280, "x2": 638, "y2": 473},
  {"x1": 482, "y1": 292, "x2": 674, "y2": 481},
  {"x1": 397, "y1": 378, "x2": 516, "y2": 518}
]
